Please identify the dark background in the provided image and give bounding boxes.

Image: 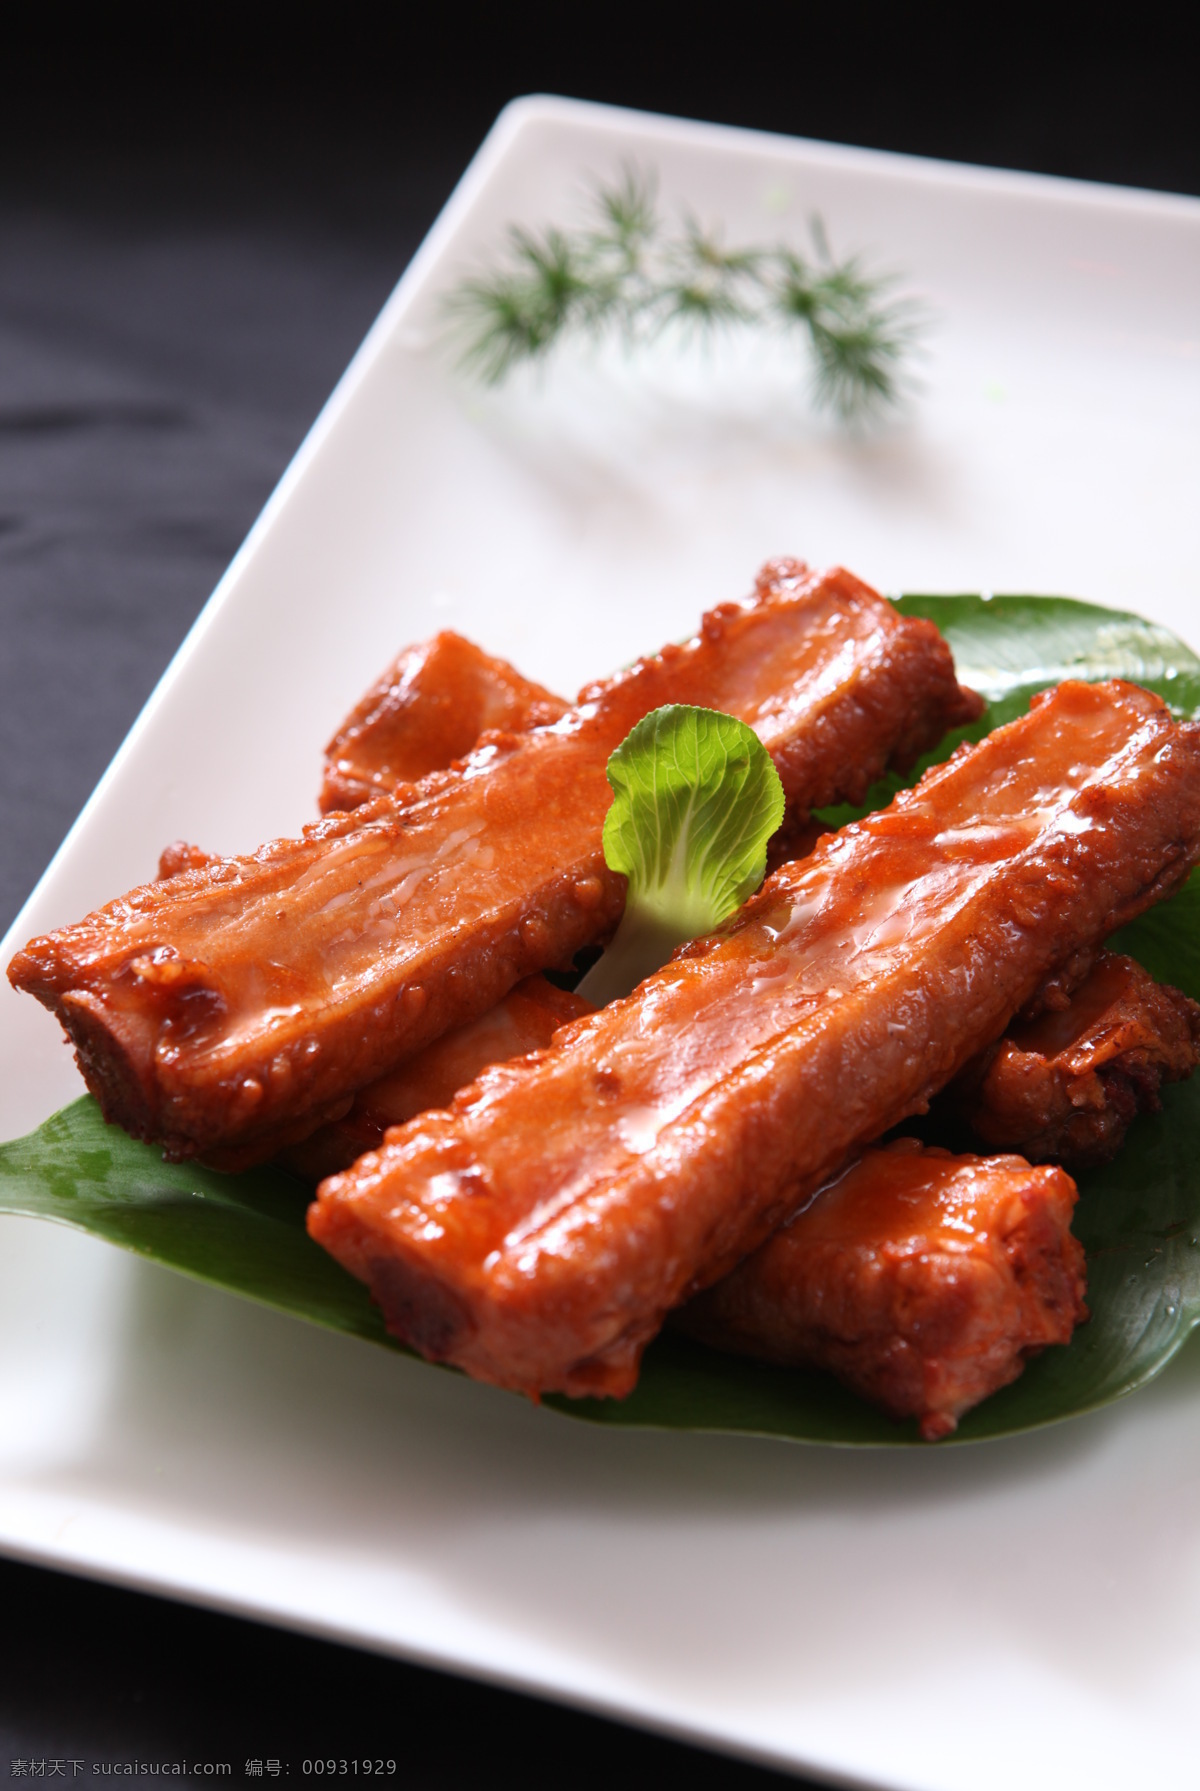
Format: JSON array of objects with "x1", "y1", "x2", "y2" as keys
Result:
[{"x1": 2, "y1": 4, "x2": 1197, "y2": 1784}]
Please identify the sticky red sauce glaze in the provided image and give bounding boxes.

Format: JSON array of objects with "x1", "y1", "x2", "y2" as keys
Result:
[
  {"x1": 320, "y1": 631, "x2": 568, "y2": 814},
  {"x1": 678, "y1": 1140, "x2": 1087, "y2": 1440},
  {"x1": 955, "y1": 949, "x2": 1200, "y2": 1167},
  {"x1": 8, "y1": 562, "x2": 976, "y2": 1163},
  {"x1": 280, "y1": 975, "x2": 592, "y2": 1183},
  {"x1": 308, "y1": 680, "x2": 1200, "y2": 1400}
]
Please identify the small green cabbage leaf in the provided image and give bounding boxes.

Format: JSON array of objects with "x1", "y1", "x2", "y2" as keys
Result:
[{"x1": 577, "y1": 705, "x2": 785, "y2": 1005}]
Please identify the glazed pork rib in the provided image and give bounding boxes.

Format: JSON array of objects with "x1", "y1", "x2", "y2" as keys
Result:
[
  {"x1": 289, "y1": 951, "x2": 1200, "y2": 1183},
  {"x1": 292, "y1": 973, "x2": 1091, "y2": 1438},
  {"x1": 9, "y1": 561, "x2": 978, "y2": 1164},
  {"x1": 677, "y1": 1140, "x2": 1088, "y2": 1441},
  {"x1": 308, "y1": 680, "x2": 1200, "y2": 1400},
  {"x1": 320, "y1": 631, "x2": 567, "y2": 814},
  {"x1": 320, "y1": 627, "x2": 823, "y2": 866},
  {"x1": 954, "y1": 949, "x2": 1200, "y2": 1167},
  {"x1": 290, "y1": 981, "x2": 1091, "y2": 1441}
]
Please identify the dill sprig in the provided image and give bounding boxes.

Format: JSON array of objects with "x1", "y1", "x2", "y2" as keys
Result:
[{"x1": 443, "y1": 168, "x2": 921, "y2": 421}]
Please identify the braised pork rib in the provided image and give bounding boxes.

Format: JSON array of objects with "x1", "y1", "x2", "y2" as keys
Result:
[
  {"x1": 320, "y1": 631, "x2": 567, "y2": 814},
  {"x1": 678, "y1": 1140, "x2": 1088, "y2": 1440},
  {"x1": 955, "y1": 950, "x2": 1200, "y2": 1167}
]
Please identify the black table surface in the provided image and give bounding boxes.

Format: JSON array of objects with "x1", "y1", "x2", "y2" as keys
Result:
[{"x1": 3, "y1": 7, "x2": 1198, "y2": 1784}]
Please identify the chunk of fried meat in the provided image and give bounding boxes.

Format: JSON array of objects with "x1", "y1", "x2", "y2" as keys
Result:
[
  {"x1": 954, "y1": 950, "x2": 1200, "y2": 1167},
  {"x1": 320, "y1": 631, "x2": 567, "y2": 814},
  {"x1": 677, "y1": 1140, "x2": 1088, "y2": 1440}
]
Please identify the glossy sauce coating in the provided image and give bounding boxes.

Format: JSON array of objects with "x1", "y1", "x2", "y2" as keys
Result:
[
  {"x1": 9, "y1": 561, "x2": 977, "y2": 1162},
  {"x1": 319, "y1": 631, "x2": 567, "y2": 813},
  {"x1": 309, "y1": 680, "x2": 1200, "y2": 1399},
  {"x1": 678, "y1": 1140, "x2": 1087, "y2": 1440},
  {"x1": 955, "y1": 949, "x2": 1200, "y2": 1166},
  {"x1": 281, "y1": 975, "x2": 591, "y2": 1182}
]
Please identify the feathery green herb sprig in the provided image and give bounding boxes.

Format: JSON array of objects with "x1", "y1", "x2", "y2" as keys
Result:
[{"x1": 443, "y1": 168, "x2": 922, "y2": 421}]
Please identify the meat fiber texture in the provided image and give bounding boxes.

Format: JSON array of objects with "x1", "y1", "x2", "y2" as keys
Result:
[
  {"x1": 320, "y1": 631, "x2": 568, "y2": 814},
  {"x1": 678, "y1": 1140, "x2": 1088, "y2": 1440},
  {"x1": 8, "y1": 560, "x2": 978, "y2": 1165},
  {"x1": 308, "y1": 680, "x2": 1200, "y2": 1400},
  {"x1": 955, "y1": 950, "x2": 1200, "y2": 1167}
]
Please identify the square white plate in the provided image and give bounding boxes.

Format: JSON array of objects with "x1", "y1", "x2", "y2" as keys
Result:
[{"x1": 4, "y1": 96, "x2": 1200, "y2": 1791}]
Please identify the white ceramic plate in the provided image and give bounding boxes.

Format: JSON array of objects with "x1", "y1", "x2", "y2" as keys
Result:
[{"x1": 4, "y1": 96, "x2": 1200, "y2": 1791}]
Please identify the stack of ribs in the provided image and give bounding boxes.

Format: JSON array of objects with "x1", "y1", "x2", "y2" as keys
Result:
[
  {"x1": 9, "y1": 562, "x2": 978, "y2": 1169},
  {"x1": 11, "y1": 560, "x2": 1200, "y2": 1439}
]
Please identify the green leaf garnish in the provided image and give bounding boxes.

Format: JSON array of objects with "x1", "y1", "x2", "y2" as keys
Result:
[
  {"x1": 0, "y1": 1096, "x2": 392, "y2": 1350},
  {"x1": 576, "y1": 705, "x2": 785, "y2": 1006},
  {"x1": 4, "y1": 595, "x2": 1200, "y2": 1445},
  {"x1": 442, "y1": 165, "x2": 921, "y2": 422}
]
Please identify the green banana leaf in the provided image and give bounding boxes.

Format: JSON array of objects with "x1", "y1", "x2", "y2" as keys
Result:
[{"x1": 3, "y1": 593, "x2": 1200, "y2": 1446}]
